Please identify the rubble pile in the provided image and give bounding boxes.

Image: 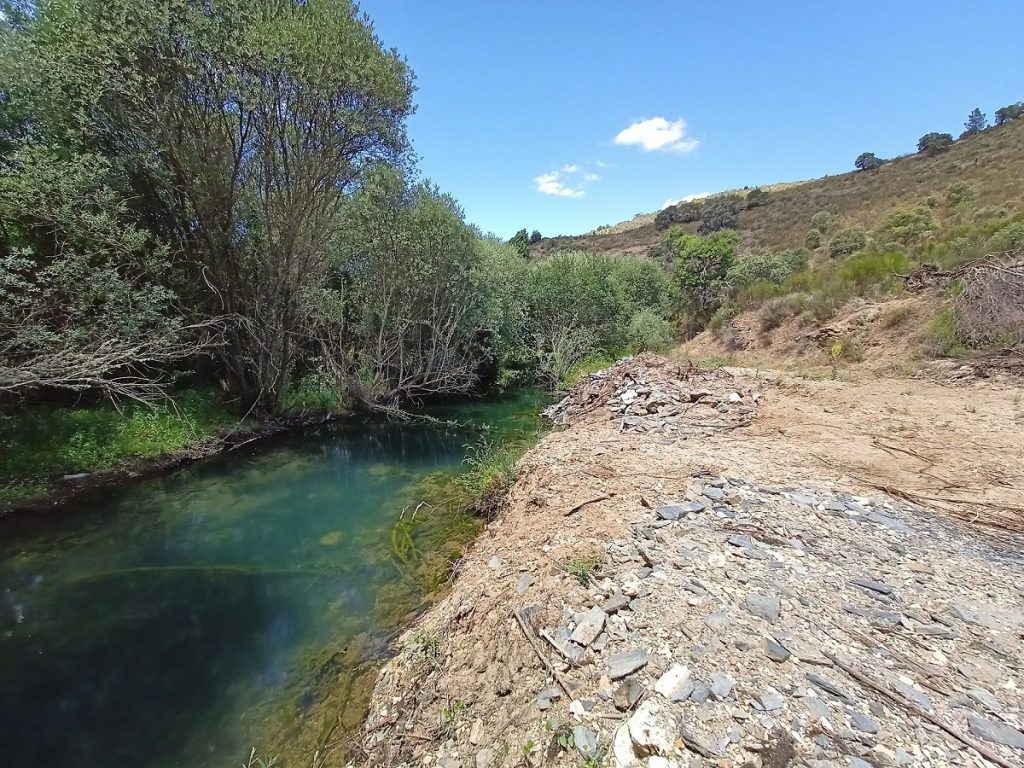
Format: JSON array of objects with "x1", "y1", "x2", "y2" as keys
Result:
[{"x1": 543, "y1": 355, "x2": 762, "y2": 436}]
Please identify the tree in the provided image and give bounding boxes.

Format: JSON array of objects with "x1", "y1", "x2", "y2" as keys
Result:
[
  {"x1": 697, "y1": 196, "x2": 741, "y2": 235},
  {"x1": 745, "y1": 187, "x2": 769, "y2": 208},
  {"x1": 961, "y1": 108, "x2": 987, "y2": 137},
  {"x1": 855, "y1": 152, "x2": 884, "y2": 171},
  {"x1": 917, "y1": 132, "x2": 954, "y2": 154},
  {"x1": 828, "y1": 228, "x2": 867, "y2": 257},
  {"x1": 667, "y1": 229, "x2": 741, "y2": 328},
  {"x1": 7, "y1": 0, "x2": 415, "y2": 413},
  {"x1": 508, "y1": 228, "x2": 530, "y2": 258},
  {"x1": 655, "y1": 200, "x2": 702, "y2": 230},
  {"x1": 529, "y1": 230, "x2": 542, "y2": 244},
  {"x1": 994, "y1": 102, "x2": 1024, "y2": 126}
]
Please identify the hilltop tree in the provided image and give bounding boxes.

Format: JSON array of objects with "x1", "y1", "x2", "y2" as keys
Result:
[
  {"x1": 508, "y1": 228, "x2": 530, "y2": 258},
  {"x1": 655, "y1": 200, "x2": 703, "y2": 230},
  {"x1": 917, "y1": 132, "x2": 954, "y2": 155},
  {"x1": 745, "y1": 187, "x2": 769, "y2": 208},
  {"x1": 855, "y1": 152, "x2": 884, "y2": 171},
  {"x1": 961, "y1": 108, "x2": 987, "y2": 137},
  {"x1": 529, "y1": 230, "x2": 542, "y2": 244},
  {"x1": 995, "y1": 102, "x2": 1024, "y2": 126}
]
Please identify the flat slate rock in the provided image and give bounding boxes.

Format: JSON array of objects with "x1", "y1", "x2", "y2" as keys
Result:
[
  {"x1": 613, "y1": 678, "x2": 643, "y2": 711},
  {"x1": 569, "y1": 606, "x2": 605, "y2": 647},
  {"x1": 745, "y1": 592, "x2": 781, "y2": 623},
  {"x1": 607, "y1": 648, "x2": 649, "y2": 679},
  {"x1": 967, "y1": 714, "x2": 1024, "y2": 749}
]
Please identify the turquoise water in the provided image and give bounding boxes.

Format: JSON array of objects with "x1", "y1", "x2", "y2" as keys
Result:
[{"x1": 0, "y1": 389, "x2": 546, "y2": 767}]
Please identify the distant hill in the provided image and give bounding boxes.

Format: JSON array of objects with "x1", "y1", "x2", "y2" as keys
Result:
[{"x1": 531, "y1": 119, "x2": 1024, "y2": 257}]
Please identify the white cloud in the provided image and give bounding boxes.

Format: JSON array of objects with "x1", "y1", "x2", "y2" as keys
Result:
[
  {"x1": 534, "y1": 162, "x2": 603, "y2": 198},
  {"x1": 661, "y1": 192, "x2": 710, "y2": 209},
  {"x1": 614, "y1": 117, "x2": 699, "y2": 154}
]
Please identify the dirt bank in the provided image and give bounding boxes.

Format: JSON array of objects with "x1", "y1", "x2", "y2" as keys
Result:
[{"x1": 357, "y1": 356, "x2": 1024, "y2": 768}]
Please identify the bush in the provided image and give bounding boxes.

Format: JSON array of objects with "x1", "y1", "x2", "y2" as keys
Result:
[
  {"x1": 946, "y1": 181, "x2": 976, "y2": 208},
  {"x1": 924, "y1": 309, "x2": 965, "y2": 357},
  {"x1": 283, "y1": 373, "x2": 342, "y2": 414},
  {"x1": 624, "y1": 308, "x2": 675, "y2": 352},
  {"x1": 810, "y1": 210, "x2": 837, "y2": 234},
  {"x1": 874, "y1": 205, "x2": 935, "y2": 248},
  {"x1": 805, "y1": 228, "x2": 822, "y2": 249},
  {"x1": 835, "y1": 251, "x2": 909, "y2": 293},
  {"x1": 828, "y1": 228, "x2": 867, "y2": 257},
  {"x1": 855, "y1": 152, "x2": 884, "y2": 171},
  {"x1": 698, "y1": 196, "x2": 742, "y2": 234},
  {"x1": 655, "y1": 200, "x2": 703, "y2": 229},
  {"x1": 986, "y1": 221, "x2": 1024, "y2": 253},
  {"x1": 708, "y1": 304, "x2": 738, "y2": 335},
  {"x1": 745, "y1": 187, "x2": 769, "y2": 208},
  {"x1": 668, "y1": 228, "x2": 741, "y2": 327},
  {"x1": 728, "y1": 248, "x2": 810, "y2": 289},
  {"x1": 758, "y1": 294, "x2": 806, "y2": 331}
]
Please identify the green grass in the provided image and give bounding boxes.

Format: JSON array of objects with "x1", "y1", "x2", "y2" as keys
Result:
[
  {"x1": 0, "y1": 387, "x2": 237, "y2": 507},
  {"x1": 560, "y1": 353, "x2": 618, "y2": 390},
  {"x1": 456, "y1": 431, "x2": 541, "y2": 501},
  {"x1": 923, "y1": 308, "x2": 967, "y2": 357},
  {"x1": 562, "y1": 552, "x2": 604, "y2": 586}
]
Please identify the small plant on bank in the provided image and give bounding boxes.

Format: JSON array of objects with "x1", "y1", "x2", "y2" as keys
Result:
[
  {"x1": 562, "y1": 552, "x2": 604, "y2": 586},
  {"x1": 829, "y1": 339, "x2": 844, "y2": 379},
  {"x1": 440, "y1": 699, "x2": 466, "y2": 739}
]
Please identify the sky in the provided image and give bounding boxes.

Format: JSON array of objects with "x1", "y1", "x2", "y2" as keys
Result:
[{"x1": 358, "y1": 1, "x2": 1024, "y2": 240}]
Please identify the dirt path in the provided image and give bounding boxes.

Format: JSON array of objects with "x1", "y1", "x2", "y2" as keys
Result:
[{"x1": 356, "y1": 357, "x2": 1024, "y2": 768}]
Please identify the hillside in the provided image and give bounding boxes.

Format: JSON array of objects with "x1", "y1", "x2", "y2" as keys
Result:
[{"x1": 531, "y1": 118, "x2": 1024, "y2": 257}]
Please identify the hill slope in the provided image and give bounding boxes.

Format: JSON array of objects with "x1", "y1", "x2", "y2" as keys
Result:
[{"x1": 532, "y1": 119, "x2": 1024, "y2": 257}]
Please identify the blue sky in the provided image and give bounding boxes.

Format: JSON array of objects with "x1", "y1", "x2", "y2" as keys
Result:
[{"x1": 359, "y1": 1, "x2": 1024, "y2": 239}]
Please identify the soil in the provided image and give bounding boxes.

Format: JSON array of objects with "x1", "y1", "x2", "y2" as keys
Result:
[{"x1": 355, "y1": 355, "x2": 1024, "y2": 768}]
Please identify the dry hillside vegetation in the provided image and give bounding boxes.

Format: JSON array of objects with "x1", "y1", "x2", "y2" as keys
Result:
[{"x1": 531, "y1": 119, "x2": 1024, "y2": 257}]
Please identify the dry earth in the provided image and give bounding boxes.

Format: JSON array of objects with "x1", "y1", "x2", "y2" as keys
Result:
[{"x1": 357, "y1": 356, "x2": 1024, "y2": 768}]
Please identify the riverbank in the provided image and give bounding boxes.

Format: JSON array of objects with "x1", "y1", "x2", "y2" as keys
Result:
[{"x1": 358, "y1": 355, "x2": 1024, "y2": 768}]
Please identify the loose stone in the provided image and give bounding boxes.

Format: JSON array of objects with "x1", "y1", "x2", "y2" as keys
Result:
[{"x1": 608, "y1": 648, "x2": 649, "y2": 679}]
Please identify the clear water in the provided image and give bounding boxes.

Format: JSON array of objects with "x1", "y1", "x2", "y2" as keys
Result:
[{"x1": 0, "y1": 389, "x2": 546, "y2": 767}]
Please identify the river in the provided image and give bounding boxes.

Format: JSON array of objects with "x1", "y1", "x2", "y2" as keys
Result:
[{"x1": 0, "y1": 389, "x2": 547, "y2": 767}]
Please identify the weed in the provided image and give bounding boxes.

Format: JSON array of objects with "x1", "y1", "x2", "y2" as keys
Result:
[
  {"x1": 440, "y1": 699, "x2": 465, "y2": 739},
  {"x1": 881, "y1": 304, "x2": 914, "y2": 329},
  {"x1": 241, "y1": 748, "x2": 278, "y2": 768},
  {"x1": 562, "y1": 552, "x2": 604, "y2": 586},
  {"x1": 923, "y1": 309, "x2": 966, "y2": 357}
]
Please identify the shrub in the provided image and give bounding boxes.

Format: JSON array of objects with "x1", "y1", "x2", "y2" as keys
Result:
[
  {"x1": 946, "y1": 182, "x2": 976, "y2": 208},
  {"x1": 835, "y1": 251, "x2": 909, "y2": 293},
  {"x1": 624, "y1": 308, "x2": 675, "y2": 352},
  {"x1": 284, "y1": 373, "x2": 342, "y2": 414},
  {"x1": 828, "y1": 228, "x2": 867, "y2": 257},
  {"x1": 810, "y1": 210, "x2": 837, "y2": 234},
  {"x1": 745, "y1": 187, "x2": 769, "y2": 208},
  {"x1": 728, "y1": 248, "x2": 810, "y2": 288},
  {"x1": 994, "y1": 102, "x2": 1024, "y2": 126},
  {"x1": 758, "y1": 294, "x2": 805, "y2": 331},
  {"x1": 708, "y1": 304, "x2": 738, "y2": 335},
  {"x1": 881, "y1": 304, "x2": 915, "y2": 329},
  {"x1": 655, "y1": 200, "x2": 702, "y2": 230},
  {"x1": 874, "y1": 205, "x2": 936, "y2": 248},
  {"x1": 986, "y1": 221, "x2": 1024, "y2": 253},
  {"x1": 924, "y1": 309, "x2": 965, "y2": 357},
  {"x1": 805, "y1": 228, "x2": 822, "y2": 249},
  {"x1": 668, "y1": 228, "x2": 741, "y2": 327},
  {"x1": 956, "y1": 267, "x2": 1024, "y2": 347},
  {"x1": 698, "y1": 196, "x2": 742, "y2": 234}
]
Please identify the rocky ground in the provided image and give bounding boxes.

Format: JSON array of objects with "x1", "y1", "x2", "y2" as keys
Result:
[{"x1": 357, "y1": 356, "x2": 1024, "y2": 768}]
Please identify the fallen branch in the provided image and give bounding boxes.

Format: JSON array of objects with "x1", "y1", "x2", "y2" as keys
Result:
[
  {"x1": 564, "y1": 492, "x2": 614, "y2": 517},
  {"x1": 512, "y1": 609, "x2": 573, "y2": 698},
  {"x1": 823, "y1": 651, "x2": 1016, "y2": 768}
]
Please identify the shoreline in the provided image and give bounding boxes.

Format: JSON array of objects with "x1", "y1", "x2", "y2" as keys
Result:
[
  {"x1": 0, "y1": 412, "x2": 346, "y2": 518},
  {"x1": 356, "y1": 356, "x2": 1024, "y2": 768}
]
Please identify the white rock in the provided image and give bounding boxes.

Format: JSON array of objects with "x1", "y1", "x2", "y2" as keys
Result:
[
  {"x1": 570, "y1": 606, "x2": 606, "y2": 646},
  {"x1": 469, "y1": 718, "x2": 485, "y2": 746},
  {"x1": 612, "y1": 723, "x2": 640, "y2": 768},
  {"x1": 627, "y1": 701, "x2": 671, "y2": 756},
  {"x1": 654, "y1": 663, "x2": 692, "y2": 702}
]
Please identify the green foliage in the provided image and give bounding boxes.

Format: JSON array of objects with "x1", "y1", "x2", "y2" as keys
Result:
[
  {"x1": 924, "y1": 309, "x2": 965, "y2": 357},
  {"x1": 283, "y1": 374, "x2": 342, "y2": 415},
  {"x1": 805, "y1": 228, "x2": 822, "y2": 249},
  {"x1": 834, "y1": 251, "x2": 909, "y2": 293},
  {"x1": 624, "y1": 308, "x2": 675, "y2": 353},
  {"x1": 918, "y1": 132, "x2": 954, "y2": 154},
  {"x1": 527, "y1": 251, "x2": 673, "y2": 385},
  {"x1": 709, "y1": 304, "x2": 739, "y2": 334},
  {"x1": 962, "y1": 108, "x2": 988, "y2": 137},
  {"x1": 562, "y1": 552, "x2": 604, "y2": 586},
  {"x1": 698, "y1": 196, "x2": 742, "y2": 234},
  {"x1": 529, "y1": 230, "x2": 542, "y2": 244},
  {"x1": 811, "y1": 210, "x2": 838, "y2": 234},
  {"x1": 946, "y1": 182, "x2": 977, "y2": 208},
  {"x1": 995, "y1": 102, "x2": 1024, "y2": 126},
  {"x1": 828, "y1": 227, "x2": 868, "y2": 257},
  {"x1": 728, "y1": 248, "x2": 810, "y2": 289},
  {"x1": 855, "y1": 152, "x2": 884, "y2": 171},
  {"x1": 874, "y1": 205, "x2": 936, "y2": 248},
  {"x1": 669, "y1": 228, "x2": 741, "y2": 326},
  {"x1": 508, "y1": 228, "x2": 531, "y2": 258},
  {"x1": 986, "y1": 220, "x2": 1024, "y2": 253},
  {"x1": 561, "y1": 355, "x2": 617, "y2": 390},
  {"x1": 0, "y1": 387, "x2": 235, "y2": 501},
  {"x1": 758, "y1": 294, "x2": 806, "y2": 331}
]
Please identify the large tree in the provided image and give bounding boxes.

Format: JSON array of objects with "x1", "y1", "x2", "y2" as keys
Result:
[
  {"x1": 961, "y1": 107, "x2": 988, "y2": 137},
  {"x1": 6, "y1": 0, "x2": 414, "y2": 412}
]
